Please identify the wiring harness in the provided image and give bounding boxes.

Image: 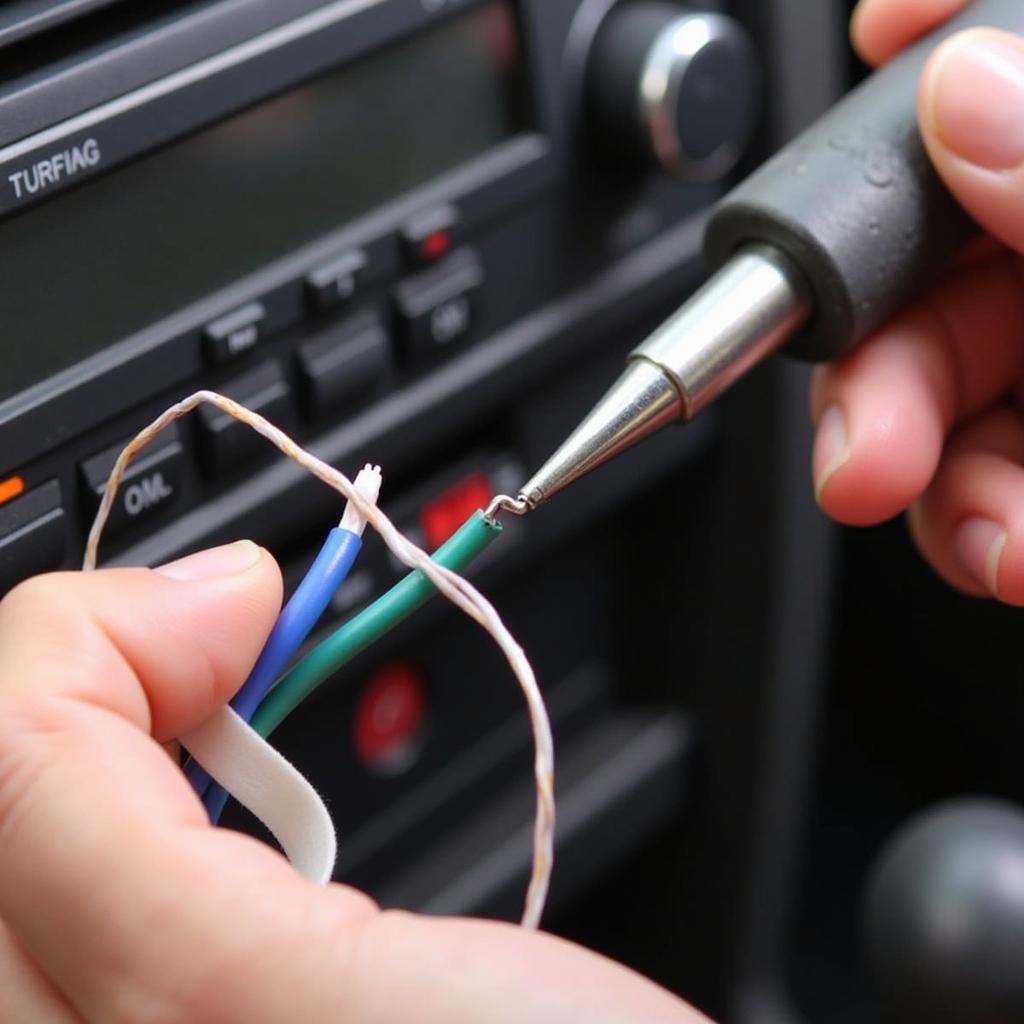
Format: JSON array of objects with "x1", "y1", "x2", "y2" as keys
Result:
[{"x1": 83, "y1": 391, "x2": 554, "y2": 929}]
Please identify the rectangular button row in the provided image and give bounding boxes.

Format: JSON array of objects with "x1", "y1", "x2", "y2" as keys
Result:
[
  {"x1": 205, "y1": 248, "x2": 483, "y2": 396},
  {"x1": 202, "y1": 205, "x2": 473, "y2": 369},
  {"x1": 0, "y1": 298, "x2": 437, "y2": 591},
  {"x1": 0, "y1": 240, "x2": 483, "y2": 593}
]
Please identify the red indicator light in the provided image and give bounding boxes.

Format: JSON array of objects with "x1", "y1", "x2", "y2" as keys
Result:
[
  {"x1": 354, "y1": 662, "x2": 427, "y2": 771},
  {"x1": 420, "y1": 229, "x2": 451, "y2": 261},
  {"x1": 420, "y1": 471, "x2": 492, "y2": 550},
  {"x1": 0, "y1": 476, "x2": 25, "y2": 506}
]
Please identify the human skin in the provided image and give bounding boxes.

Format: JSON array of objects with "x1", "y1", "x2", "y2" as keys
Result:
[
  {"x1": 0, "y1": 544, "x2": 710, "y2": 1023},
  {"x1": 813, "y1": 0, "x2": 1024, "y2": 605}
]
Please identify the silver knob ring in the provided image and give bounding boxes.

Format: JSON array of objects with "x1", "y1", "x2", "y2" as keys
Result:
[{"x1": 638, "y1": 12, "x2": 755, "y2": 183}]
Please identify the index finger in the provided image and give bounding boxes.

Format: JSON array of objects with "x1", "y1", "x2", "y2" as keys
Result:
[
  {"x1": 852, "y1": 0, "x2": 971, "y2": 65},
  {"x1": 811, "y1": 252, "x2": 1024, "y2": 525}
]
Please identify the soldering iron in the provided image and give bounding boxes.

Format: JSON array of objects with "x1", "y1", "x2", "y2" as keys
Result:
[{"x1": 490, "y1": 0, "x2": 1024, "y2": 517}]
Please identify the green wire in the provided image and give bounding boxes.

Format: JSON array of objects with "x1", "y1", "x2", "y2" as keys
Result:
[{"x1": 251, "y1": 510, "x2": 502, "y2": 739}]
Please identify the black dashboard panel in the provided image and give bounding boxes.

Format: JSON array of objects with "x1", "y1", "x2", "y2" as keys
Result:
[{"x1": 0, "y1": 2, "x2": 851, "y2": 1021}]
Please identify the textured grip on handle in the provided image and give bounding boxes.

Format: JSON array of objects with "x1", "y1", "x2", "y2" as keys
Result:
[{"x1": 705, "y1": 0, "x2": 1024, "y2": 362}]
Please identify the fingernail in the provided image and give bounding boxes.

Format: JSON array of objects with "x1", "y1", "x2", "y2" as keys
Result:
[
  {"x1": 929, "y1": 35, "x2": 1024, "y2": 170},
  {"x1": 954, "y1": 518, "x2": 1006, "y2": 596},
  {"x1": 155, "y1": 541, "x2": 262, "y2": 582},
  {"x1": 813, "y1": 405, "x2": 850, "y2": 502}
]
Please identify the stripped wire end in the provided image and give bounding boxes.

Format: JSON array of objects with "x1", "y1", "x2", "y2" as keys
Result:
[
  {"x1": 484, "y1": 493, "x2": 531, "y2": 524},
  {"x1": 339, "y1": 464, "x2": 383, "y2": 536}
]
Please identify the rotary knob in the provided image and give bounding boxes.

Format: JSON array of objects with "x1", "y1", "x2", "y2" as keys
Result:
[
  {"x1": 586, "y1": 2, "x2": 758, "y2": 182},
  {"x1": 865, "y1": 801, "x2": 1024, "y2": 1023}
]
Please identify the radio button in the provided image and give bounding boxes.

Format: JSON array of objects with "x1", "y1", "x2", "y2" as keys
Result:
[
  {"x1": 400, "y1": 205, "x2": 462, "y2": 267},
  {"x1": 305, "y1": 250, "x2": 369, "y2": 313},
  {"x1": 297, "y1": 310, "x2": 390, "y2": 417},
  {"x1": 197, "y1": 361, "x2": 291, "y2": 477},
  {"x1": 203, "y1": 301, "x2": 268, "y2": 363},
  {"x1": 354, "y1": 661, "x2": 428, "y2": 771},
  {"x1": 0, "y1": 480, "x2": 67, "y2": 594},
  {"x1": 80, "y1": 427, "x2": 184, "y2": 539},
  {"x1": 393, "y1": 248, "x2": 484, "y2": 362}
]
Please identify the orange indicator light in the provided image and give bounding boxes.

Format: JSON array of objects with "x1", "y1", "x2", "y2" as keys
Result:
[{"x1": 0, "y1": 475, "x2": 25, "y2": 505}]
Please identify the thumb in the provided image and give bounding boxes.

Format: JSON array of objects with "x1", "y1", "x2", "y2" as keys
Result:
[
  {"x1": 0, "y1": 541, "x2": 283, "y2": 743},
  {"x1": 919, "y1": 28, "x2": 1024, "y2": 253},
  {"x1": 0, "y1": 544, "x2": 290, "y2": 1018}
]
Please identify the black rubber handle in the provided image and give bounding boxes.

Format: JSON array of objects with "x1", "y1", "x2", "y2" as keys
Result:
[{"x1": 705, "y1": 0, "x2": 1024, "y2": 362}]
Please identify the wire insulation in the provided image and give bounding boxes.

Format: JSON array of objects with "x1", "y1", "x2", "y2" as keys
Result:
[
  {"x1": 250, "y1": 513, "x2": 501, "y2": 740},
  {"x1": 206, "y1": 515, "x2": 500, "y2": 825},
  {"x1": 233, "y1": 529, "x2": 363, "y2": 722},
  {"x1": 192, "y1": 462, "x2": 382, "y2": 804},
  {"x1": 190, "y1": 525, "x2": 364, "y2": 810},
  {"x1": 81, "y1": 391, "x2": 554, "y2": 930}
]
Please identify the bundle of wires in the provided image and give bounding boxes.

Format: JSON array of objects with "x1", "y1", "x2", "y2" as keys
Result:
[
  {"x1": 194, "y1": 470, "x2": 504, "y2": 823},
  {"x1": 250, "y1": 508, "x2": 502, "y2": 742},
  {"x1": 82, "y1": 390, "x2": 552, "y2": 929},
  {"x1": 187, "y1": 463, "x2": 384, "y2": 820}
]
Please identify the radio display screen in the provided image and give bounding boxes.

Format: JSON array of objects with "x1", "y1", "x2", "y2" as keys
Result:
[{"x1": 0, "y1": 2, "x2": 528, "y2": 406}]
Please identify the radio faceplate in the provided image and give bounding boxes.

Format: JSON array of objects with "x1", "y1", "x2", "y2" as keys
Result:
[
  {"x1": 1, "y1": 0, "x2": 555, "y2": 466},
  {"x1": 0, "y1": 0, "x2": 728, "y2": 589}
]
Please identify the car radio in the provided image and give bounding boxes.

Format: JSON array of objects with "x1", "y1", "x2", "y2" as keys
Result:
[
  {"x1": 0, "y1": 0, "x2": 760, "y2": 586},
  {"x1": 0, "y1": 0, "x2": 842, "y2": 1014}
]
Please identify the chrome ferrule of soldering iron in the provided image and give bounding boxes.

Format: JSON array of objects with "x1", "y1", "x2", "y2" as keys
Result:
[
  {"x1": 513, "y1": 244, "x2": 812, "y2": 512},
  {"x1": 504, "y1": 0, "x2": 1024, "y2": 518}
]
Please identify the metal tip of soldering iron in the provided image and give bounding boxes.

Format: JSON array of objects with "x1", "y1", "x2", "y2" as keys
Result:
[{"x1": 517, "y1": 359, "x2": 683, "y2": 510}]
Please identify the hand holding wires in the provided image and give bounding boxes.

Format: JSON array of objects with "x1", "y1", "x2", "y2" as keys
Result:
[{"x1": 83, "y1": 392, "x2": 553, "y2": 930}]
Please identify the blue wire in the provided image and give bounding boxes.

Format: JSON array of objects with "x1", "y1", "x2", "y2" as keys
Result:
[{"x1": 187, "y1": 526, "x2": 363, "y2": 819}]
